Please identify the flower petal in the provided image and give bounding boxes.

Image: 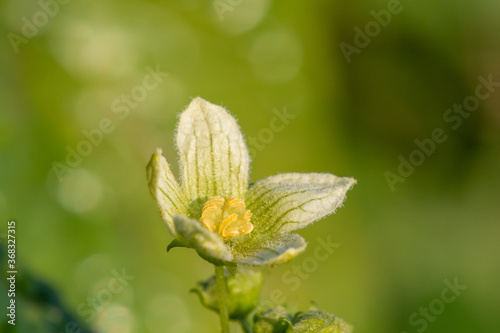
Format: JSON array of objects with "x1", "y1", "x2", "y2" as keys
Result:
[
  {"x1": 173, "y1": 215, "x2": 233, "y2": 264},
  {"x1": 233, "y1": 233, "x2": 307, "y2": 266},
  {"x1": 176, "y1": 97, "x2": 250, "y2": 205},
  {"x1": 245, "y1": 173, "x2": 356, "y2": 235},
  {"x1": 146, "y1": 148, "x2": 188, "y2": 236}
]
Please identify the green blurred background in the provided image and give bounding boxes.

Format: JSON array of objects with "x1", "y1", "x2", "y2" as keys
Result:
[{"x1": 1, "y1": 0, "x2": 499, "y2": 332}]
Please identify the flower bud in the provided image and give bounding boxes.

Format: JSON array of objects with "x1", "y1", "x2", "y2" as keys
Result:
[
  {"x1": 292, "y1": 309, "x2": 352, "y2": 333},
  {"x1": 191, "y1": 268, "x2": 262, "y2": 319},
  {"x1": 253, "y1": 305, "x2": 352, "y2": 333},
  {"x1": 253, "y1": 306, "x2": 293, "y2": 333}
]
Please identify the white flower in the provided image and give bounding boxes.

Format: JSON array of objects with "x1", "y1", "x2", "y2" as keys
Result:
[{"x1": 146, "y1": 97, "x2": 355, "y2": 266}]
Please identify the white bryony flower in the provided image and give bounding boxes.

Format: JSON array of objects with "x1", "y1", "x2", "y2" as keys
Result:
[{"x1": 146, "y1": 97, "x2": 355, "y2": 267}]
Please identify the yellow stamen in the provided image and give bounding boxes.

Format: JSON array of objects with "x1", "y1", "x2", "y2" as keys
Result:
[{"x1": 200, "y1": 196, "x2": 253, "y2": 240}]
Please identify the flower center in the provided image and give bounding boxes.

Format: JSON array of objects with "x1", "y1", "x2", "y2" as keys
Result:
[{"x1": 200, "y1": 196, "x2": 253, "y2": 240}]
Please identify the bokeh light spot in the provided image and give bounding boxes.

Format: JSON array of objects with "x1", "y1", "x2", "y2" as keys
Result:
[
  {"x1": 95, "y1": 304, "x2": 136, "y2": 333},
  {"x1": 248, "y1": 29, "x2": 303, "y2": 84},
  {"x1": 57, "y1": 169, "x2": 103, "y2": 214},
  {"x1": 214, "y1": 0, "x2": 270, "y2": 35},
  {"x1": 50, "y1": 20, "x2": 138, "y2": 80},
  {"x1": 146, "y1": 294, "x2": 191, "y2": 333}
]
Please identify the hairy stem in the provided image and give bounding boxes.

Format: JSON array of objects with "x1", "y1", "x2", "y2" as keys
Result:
[{"x1": 215, "y1": 265, "x2": 229, "y2": 333}]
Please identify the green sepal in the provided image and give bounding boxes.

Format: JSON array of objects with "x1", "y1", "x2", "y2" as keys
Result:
[
  {"x1": 166, "y1": 238, "x2": 190, "y2": 252},
  {"x1": 226, "y1": 263, "x2": 237, "y2": 277}
]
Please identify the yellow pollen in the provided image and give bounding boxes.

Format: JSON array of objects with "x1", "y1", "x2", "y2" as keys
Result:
[{"x1": 200, "y1": 196, "x2": 253, "y2": 240}]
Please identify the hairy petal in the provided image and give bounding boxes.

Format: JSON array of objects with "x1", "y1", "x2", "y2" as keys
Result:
[
  {"x1": 245, "y1": 173, "x2": 356, "y2": 235},
  {"x1": 233, "y1": 233, "x2": 307, "y2": 266},
  {"x1": 176, "y1": 97, "x2": 250, "y2": 204},
  {"x1": 173, "y1": 215, "x2": 233, "y2": 264},
  {"x1": 146, "y1": 148, "x2": 188, "y2": 237}
]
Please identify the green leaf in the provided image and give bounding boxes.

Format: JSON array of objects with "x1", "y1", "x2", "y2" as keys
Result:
[
  {"x1": 176, "y1": 97, "x2": 250, "y2": 203},
  {"x1": 245, "y1": 173, "x2": 356, "y2": 235},
  {"x1": 146, "y1": 148, "x2": 188, "y2": 237}
]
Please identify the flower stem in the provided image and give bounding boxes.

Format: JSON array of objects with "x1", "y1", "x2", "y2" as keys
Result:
[
  {"x1": 215, "y1": 265, "x2": 229, "y2": 333},
  {"x1": 239, "y1": 317, "x2": 252, "y2": 333}
]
